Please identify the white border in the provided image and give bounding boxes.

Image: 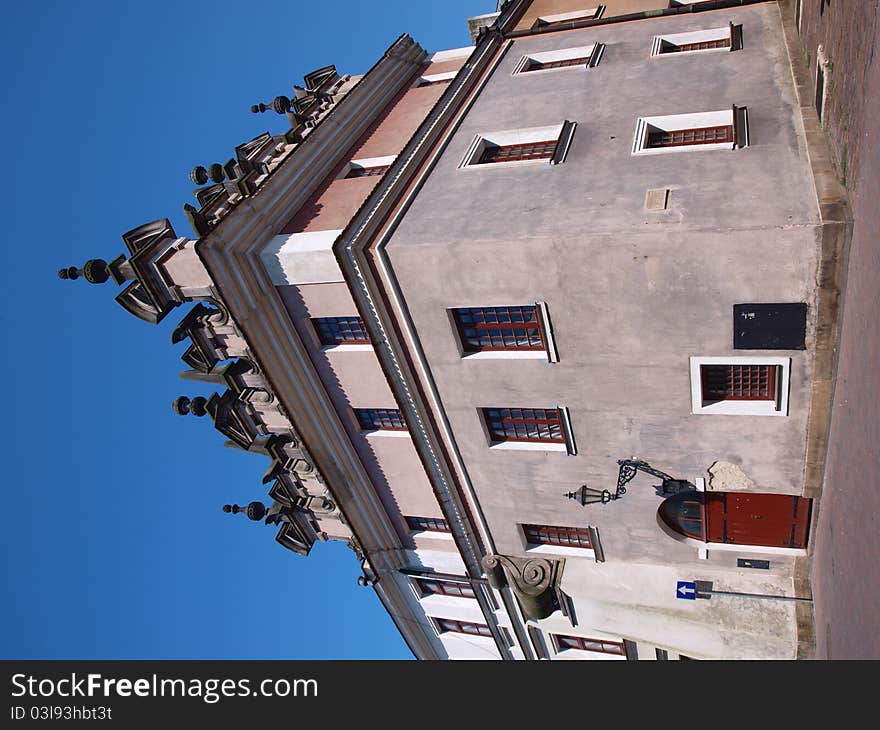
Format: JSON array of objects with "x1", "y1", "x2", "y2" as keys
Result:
[
  {"x1": 417, "y1": 70, "x2": 458, "y2": 87},
  {"x1": 337, "y1": 155, "x2": 397, "y2": 180},
  {"x1": 429, "y1": 46, "x2": 474, "y2": 62},
  {"x1": 513, "y1": 45, "x2": 597, "y2": 75},
  {"x1": 459, "y1": 123, "x2": 566, "y2": 169},
  {"x1": 537, "y1": 8, "x2": 602, "y2": 24},
  {"x1": 689, "y1": 356, "x2": 791, "y2": 416},
  {"x1": 321, "y1": 343, "x2": 373, "y2": 353},
  {"x1": 632, "y1": 110, "x2": 735, "y2": 155},
  {"x1": 650, "y1": 27, "x2": 733, "y2": 58}
]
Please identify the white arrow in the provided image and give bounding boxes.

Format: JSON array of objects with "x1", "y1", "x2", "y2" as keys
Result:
[{"x1": 677, "y1": 585, "x2": 695, "y2": 598}]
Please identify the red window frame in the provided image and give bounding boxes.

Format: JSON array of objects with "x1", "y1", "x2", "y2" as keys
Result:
[
  {"x1": 524, "y1": 524, "x2": 593, "y2": 549},
  {"x1": 700, "y1": 364, "x2": 778, "y2": 402},
  {"x1": 646, "y1": 125, "x2": 734, "y2": 148},
  {"x1": 436, "y1": 618, "x2": 492, "y2": 637},
  {"x1": 452, "y1": 305, "x2": 546, "y2": 352},
  {"x1": 553, "y1": 634, "x2": 625, "y2": 655},
  {"x1": 405, "y1": 516, "x2": 450, "y2": 533},
  {"x1": 414, "y1": 578, "x2": 475, "y2": 599},
  {"x1": 528, "y1": 55, "x2": 592, "y2": 70},
  {"x1": 478, "y1": 140, "x2": 557, "y2": 164},
  {"x1": 483, "y1": 408, "x2": 565, "y2": 443},
  {"x1": 344, "y1": 165, "x2": 390, "y2": 179},
  {"x1": 660, "y1": 38, "x2": 730, "y2": 54},
  {"x1": 355, "y1": 408, "x2": 407, "y2": 431},
  {"x1": 312, "y1": 316, "x2": 371, "y2": 345}
]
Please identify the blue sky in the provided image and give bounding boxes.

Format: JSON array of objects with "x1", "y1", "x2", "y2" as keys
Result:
[{"x1": 1, "y1": 0, "x2": 488, "y2": 660}]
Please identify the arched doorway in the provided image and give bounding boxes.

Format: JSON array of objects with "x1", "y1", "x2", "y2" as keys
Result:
[{"x1": 659, "y1": 491, "x2": 812, "y2": 550}]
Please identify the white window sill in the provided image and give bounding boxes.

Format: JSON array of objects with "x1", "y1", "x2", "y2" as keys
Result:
[
  {"x1": 526, "y1": 544, "x2": 596, "y2": 559},
  {"x1": 633, "y1": 142, "x2": 734, "y2": 156},
  {"x1": 363, "y1": 429, "x2": 411, "y2": 438},
  {"x1": 489, "y1": 441, "x2": 568, "y2": 452},
  {"x1": 463, "y1": 350, "x2": 549, "y2": 360},
  {"x1": 321, "y1": 344, "x2": 373, "y2": 353},
  {"x1": 410, "y1": 529, "x2": 455, "y2": 541}
]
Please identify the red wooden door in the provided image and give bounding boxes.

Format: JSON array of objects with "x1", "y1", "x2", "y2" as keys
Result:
[{"x1": 705, "y1": 492, "x2": 812, "y2": 548}]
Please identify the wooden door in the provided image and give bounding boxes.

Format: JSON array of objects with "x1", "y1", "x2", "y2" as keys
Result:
[{"x1": 705, "y1": 492, "x2": 812, "y2": 549}]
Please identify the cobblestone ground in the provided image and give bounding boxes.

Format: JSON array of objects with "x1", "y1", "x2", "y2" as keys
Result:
[{"x1": 796, "y1": 0, "x2": 880, "y2": 659}]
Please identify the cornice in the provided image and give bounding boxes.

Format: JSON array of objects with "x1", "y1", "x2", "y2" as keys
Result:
[{"x1": 194, "y1": 35, "x2": 430, "y2": 562}]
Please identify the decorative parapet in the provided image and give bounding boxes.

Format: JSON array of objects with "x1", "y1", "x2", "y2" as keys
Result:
[
  {"x1": 482, "y1": 554, "x2": 565, "y2": 621},
  {"x1": 58, "y1": 218, "x2": 213, "y2": 324},
  {"x1": 183, "y1": 65, "x2": 356, "y2": 239}
]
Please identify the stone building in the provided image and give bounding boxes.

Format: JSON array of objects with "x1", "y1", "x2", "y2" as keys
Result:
[{"x1": 59, "y1": 0, "x2": 846, "y2": 659}]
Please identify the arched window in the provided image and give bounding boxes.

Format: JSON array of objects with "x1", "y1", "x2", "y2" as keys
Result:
[{"x1": 658, "y1": 492, "x2": 705, "y2": 540}]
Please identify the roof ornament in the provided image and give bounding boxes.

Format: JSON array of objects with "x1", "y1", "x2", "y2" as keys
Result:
[{"x1": 223, "y1": 502, "x2": 267, "y2": 521}]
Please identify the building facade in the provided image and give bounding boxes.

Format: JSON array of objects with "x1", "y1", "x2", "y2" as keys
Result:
[{"x1": 60, "y1": 0, "x2": 846, "y2": 659}]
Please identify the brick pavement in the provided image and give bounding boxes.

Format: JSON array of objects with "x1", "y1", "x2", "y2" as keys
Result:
[{"x1": 793, "y1": 0, "x2": 880, "y2": 659}]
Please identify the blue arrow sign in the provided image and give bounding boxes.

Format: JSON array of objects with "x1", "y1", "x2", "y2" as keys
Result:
[{"x1": 676, "y1": 581, "x2": 697, "y2": 600}]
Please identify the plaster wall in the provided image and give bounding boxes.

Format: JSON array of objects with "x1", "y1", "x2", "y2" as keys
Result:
[
  {"x1": 277, "y1": 283, "x2": 437, "y2": 536},
  {"x1": 383, "y1": 5, "x2": 820, "y2": 575}
]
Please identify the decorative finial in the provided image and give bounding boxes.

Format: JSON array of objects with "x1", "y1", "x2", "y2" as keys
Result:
[
  {"x1": 250, "y1": 95, "x2": 291, "y2": 115},
  {"x1": 223, "y1": 502, "x2": 267, "y2": 521},
  {"x1": 189, "y1": 163, "x2": 226, "y2": 185},
  {"x1": 172, "y1": 395, "x2": 208, "y2": 416},
  {"x1": 57, "y1": 259, "x2": 110, "y2": 284}
]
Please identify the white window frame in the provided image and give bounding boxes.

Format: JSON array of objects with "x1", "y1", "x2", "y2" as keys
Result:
[
  {"x1": 650, "y1": 26, "x2": 737, "y2": 58},
  {"x1": 336, "y1": 155, "x2": 396, "y2": 180},
  {"x1": 631, "y1": 108, "x2": 747, "y2": 155},
  {"x1": 451, "y1": 300, "x2": 560, "y2": 362},
  {"x1": 523, "y1": 524, "x2": 600, "y2": 560},
  {"x1": 689, "y1": 356, "x2": 791, "y2": 416},
  {"x1": 535, "y1": 7, "x2": 604, "y2": 26},
  {"x1": 415, "y1": 70, "x2": 457, "y2": 87},
  {"x1": 549, "y1": 632, "x2": 628, "y2": 659},
  {"x1": 483, "y1": 405, "x2": 577, "y2": 455},
  {"x1": 459, "y1": 122, "x2": 577, "y2": 169},
  {"x1": 513, "y1": 44, "x2": 604, "y2": 75}
]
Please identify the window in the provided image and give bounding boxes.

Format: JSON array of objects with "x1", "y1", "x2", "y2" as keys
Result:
[
  {"x1": 338, "y1": 155, "x2": 396, "y2": 180},
  {"x1": 689, "y1": 356, "x2": 791, "y2": 416},
  {"x1": 631, "y1": 107, "x2": 748, "y2": 155},
  {"x1": 416, "y1": 71, "x2": 457, "y2": 87},
  {"x1": 312, "y1": 316, "x2": 370, "y2": 346},
  {"x1": 532, "y1": 7, "x2": 605, "y2": 28},
  {"x1": 513, "y1": 44, "x2": 604, "y2": 74},
  {"x1": 482, "y1": 407, "x2": 576, "y2": 453},
  {"x1": 405, "y1": 516, "x2": 450, "y2": 533},
  {"x1": 651, "y1": 24, "x2": 742, "y2": 57},
  {"x1": 460, "y1": 121, "x2": 577, "y2": 168},
  {"x1": 524, "y1": 524, "x2": 593, "y2": 549},
  {"x1": 484, "y1": 407, "x2": 563, "y2": 443},
  {"x1": 344, "y1": 165, "x2": 389, "y2": 179},
  {"x1": 435, "y1": 618, "x2": 493, "y2": 637},
  {"x1": 355, "y1": 408, "x2": 407, "y2": 431},
  {"x1": 452, "y1": 305, "x2": 544, "y2": 352},
  {"x1": 552, "y1": 633, "x2": 625, "y2": 656},
  {"x1": 414, "y1": 578, "x2": 475, "y2": 599}
]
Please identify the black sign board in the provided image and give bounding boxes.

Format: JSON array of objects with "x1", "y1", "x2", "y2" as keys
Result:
[{"x1": 733, "y1": 303, "x2": 807, "y2": 350}]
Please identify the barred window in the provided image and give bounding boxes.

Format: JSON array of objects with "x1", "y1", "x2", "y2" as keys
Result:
[
  {"x1": 436, "y1": 619, "x2": 492, "y2": 637},
  {"x1": 661, "y1": 38, "x2": 730, "y2": 53},
  {"x1": 414, "y1": 578, "x2": 475, "y2": 599},
  {"x1": 553, "y1": 634, "x2": 625, "y2": 655},
  {"x1": 344, "y1": 165, "x2": 390, "y2": 179},
  {"x1": 453, "y1": 306, "x2": 545, "y2": 352},
  {"x1": 312, "y1": 316, "x2": 371, "y2": 345},
  {"x1": 529, "y1": 55, "x2": 592, "y2": 70},
  {"x1": 478, "y1": 140, "x2": 557, "y2": 164},
  {"x1": 405, "y1": 516, "x2": 450, "y2": 533},
  {"x1": 355, "y1": 408, "x2": 407, "y2": 431},
  {"x1": 700, "y1": 364, "x2": 778, "y2": 401},
  {"x1": 647, "y1": 124, "x2": 733, "y2": 148},
  {"x1": 483, "y1": 408, "x2": 564, "y2": 443},
  {"x1": 524, "y1": 523, "x2": 593, "y2": 549}
]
